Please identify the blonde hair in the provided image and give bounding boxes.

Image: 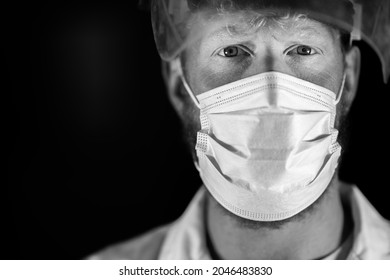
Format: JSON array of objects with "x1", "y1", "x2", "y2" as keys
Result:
[
  {"x1": 221, "y1": 10, "x2": 309, "y2": 36},
  {"x1": 185, "y1": 2, "x2": 310, "y2": 37}
]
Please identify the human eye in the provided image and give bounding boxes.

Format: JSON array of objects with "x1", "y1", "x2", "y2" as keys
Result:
[
  {"x1": 286, "y1": 45, "x2": 319, "y2": 56},
  {"x1": 217, "y1": 45, "x2": 251, "y2": 58}
]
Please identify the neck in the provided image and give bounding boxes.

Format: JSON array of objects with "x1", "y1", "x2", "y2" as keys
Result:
[{"x1": 206, "y1": 178, "x2": 350, "y2": 259}]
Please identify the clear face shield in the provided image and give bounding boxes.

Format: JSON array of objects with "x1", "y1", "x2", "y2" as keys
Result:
[{"x1": 150, "y1": 0, "x2": 390, "y2": 83}]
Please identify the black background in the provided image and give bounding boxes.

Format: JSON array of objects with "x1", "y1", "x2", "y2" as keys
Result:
[{"x1": 5, "y1": 1, "x2": 390, "y2": 259}]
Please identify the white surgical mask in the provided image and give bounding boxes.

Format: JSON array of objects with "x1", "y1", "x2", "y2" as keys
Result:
[{"x1": 180, "y1": 68, "x2": 345, "y2": 221}]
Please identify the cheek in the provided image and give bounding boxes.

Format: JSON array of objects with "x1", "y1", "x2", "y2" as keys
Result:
[
  {"x1": 189, "y1": 59, "x2": 252, "y2": 95},
  {"x1": 292, "y1": 62, "x2": 344, "y2": 94},
  {"x1": 289, "y1": 45, "x2": 345, "y2": 93},
  {"x1": 195, "y1": 68, "x2": 237, "y2": 94}
]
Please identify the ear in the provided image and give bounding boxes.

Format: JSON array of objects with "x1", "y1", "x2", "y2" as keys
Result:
[
  {"x1": 342, "y1": 46, "x2": 361, "y2": 110},
  {"x1": 161, "y1": 59, "x2": 187, "y2": 116}
]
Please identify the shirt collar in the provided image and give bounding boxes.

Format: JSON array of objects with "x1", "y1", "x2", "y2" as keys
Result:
[
  {"x1": 158, "y1": 187, "x2": 211, "y2": 259},
  {"x1": 344, "y1": 185, "x2": 390, "y2": 259}
]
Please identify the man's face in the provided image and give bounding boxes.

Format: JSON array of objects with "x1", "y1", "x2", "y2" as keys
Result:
[
  {"x1": 168, "y1": 9, "x2": 360, "y2": 227},
  {"x1": 177, "y1": 9, "x2": 348, "y2": 157}
]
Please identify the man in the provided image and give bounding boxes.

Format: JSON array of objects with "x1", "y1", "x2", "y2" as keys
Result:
[{"x1": 89, "y1": 0, "x2": 390, "y2": 259}]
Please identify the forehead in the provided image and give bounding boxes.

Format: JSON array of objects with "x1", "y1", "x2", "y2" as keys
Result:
[{"x1": 186, "y1": 9, "x2": 339, "y2": 44}]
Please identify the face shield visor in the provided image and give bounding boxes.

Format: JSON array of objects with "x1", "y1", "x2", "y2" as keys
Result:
[{"x1": 149, "y1": 0, "x2": 390, "y2": 83}]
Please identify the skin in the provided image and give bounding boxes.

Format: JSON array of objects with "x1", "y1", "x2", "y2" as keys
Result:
[{"x1": 164, "y1": 10, "x2": 361, "y2": 259}]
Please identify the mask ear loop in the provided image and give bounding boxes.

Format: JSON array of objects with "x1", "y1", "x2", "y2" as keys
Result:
[
  {"x1": 182, "y1": 75, "x2": 201, "y2": 109},
  {"x1": 335, "y1": 72, "x2": 347, "y2": 105},
  {"x1": 171, "y1": 58, "x2": 201, "y2": 109},
  {"x1": 170, "y1": 59, "x2": 202, "y2": 172}
]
